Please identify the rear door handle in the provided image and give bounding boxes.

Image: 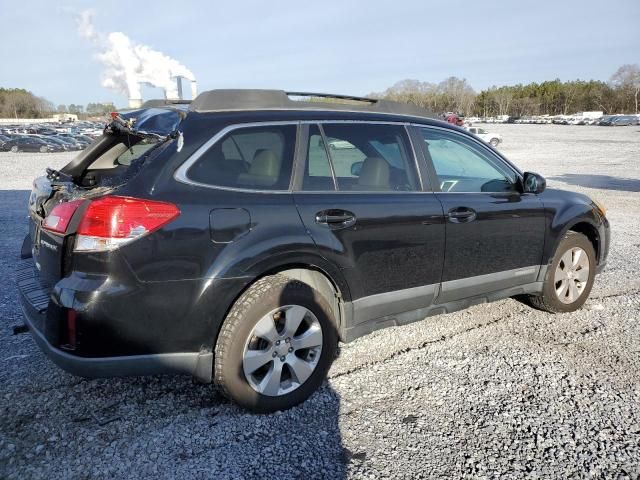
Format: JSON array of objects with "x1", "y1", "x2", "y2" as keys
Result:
[
  {"x1": 315, "y1": 209, "x2": 356, "y2": 229},
  {"x1": 447, "y1": 207, "x2": 477, "y2": 223}
]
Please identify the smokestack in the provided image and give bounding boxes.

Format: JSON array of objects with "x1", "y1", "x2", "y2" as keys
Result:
[
  {"x1": 76, "y1": 10, "x2": 197, "y2": 106},
  {"x1": 191, "y1": 81, "x2": 198, "y2": 99},
  {"x1": 176, "y1": 77, "x2": 184, "y2": 100}
]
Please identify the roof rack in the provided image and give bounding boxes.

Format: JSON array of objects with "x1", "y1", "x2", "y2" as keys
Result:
[
  {"x1": 188, "y1": 89, "x2": 435, "y2": 119},
  {"x1": 141, "y1": 99, "x2": 192, "y2": 108}
]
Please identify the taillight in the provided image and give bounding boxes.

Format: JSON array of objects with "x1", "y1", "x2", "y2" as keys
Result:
[
  {"x1": 42, "y1": 200, "x2": 83, "y2": 234},
  {"x1": 74, "y1": 196, "x2": 180, "y2": 252}
]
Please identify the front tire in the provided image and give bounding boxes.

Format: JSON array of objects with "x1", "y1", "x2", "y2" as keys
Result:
[
  {"x1": 214, "y1": 274, "x2": 338, "y2": 413},
  {"x1": 527, "y1": 231, "x2": 596, "y2": 313},
  {"x1": 489, "y1": 138, "x2": 500, "y2": 147},
  {"x1": 39, "y1": 146, "x2": 47, "y2": 153},
  {"x1": 10, "y1": 146, "x2": 18, "y2": 153}
]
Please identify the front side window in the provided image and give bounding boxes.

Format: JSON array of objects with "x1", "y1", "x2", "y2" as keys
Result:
[
  {"x1": 188, "y1": 125, "x2": 296, "y2": 190},
  {"x1": 321, "y1": 123, "x2": 419, "y2": 192},
  {"x1": 420, "y1": 128, "x2": 517, "y2": 193}
]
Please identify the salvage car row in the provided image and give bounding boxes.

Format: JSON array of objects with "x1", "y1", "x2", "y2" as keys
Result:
[
  {"x1": 0, "y1": 121, "x2": 104, "y2": 153},
  {"x1": 469, "y1": 114, "x2": 640, "y2": 125}
]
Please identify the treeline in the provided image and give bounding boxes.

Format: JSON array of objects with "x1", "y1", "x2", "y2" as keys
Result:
[
  {"x1": 371, "y1": 64, "x2": 640, "y2": 117},
  {"x1": 0, "y1": 88, "x2": 116, "y2": 119},
  {"x1": 56, "y1": 103, "x2": 117, "y2": 115},
  {"x1": 0, "y1": 88, "x2": 54, "y2": 118}
]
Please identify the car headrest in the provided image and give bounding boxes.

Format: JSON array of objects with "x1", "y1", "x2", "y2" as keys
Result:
[
  {"x1": 356, "y1": 156, "x2": 390, "y2": 190},
  {"x1": 236, "y1": 148, "x2": 282, "y2": 187},
  {"x1": 249, "y1": 149, "x2": 281, "y2": 177}
]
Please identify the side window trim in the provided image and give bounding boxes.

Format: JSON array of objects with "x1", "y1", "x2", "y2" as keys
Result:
[
  {"x1": 290, "y1": 121, "x2": 307, "y2": 192},
  {"x1": 414, "y1": 125, "x2": 522, "y2": 193},
  {"x1": 406, "y1": 125, "x2": 434, "y2": 192},
  {"x1": 317, "y1": 124, "x2": 339, "y2": 191}
]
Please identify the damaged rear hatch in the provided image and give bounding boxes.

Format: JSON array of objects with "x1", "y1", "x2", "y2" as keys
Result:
[{"x1": 26, "y1": 105, "x2": 186, "y2": 286}]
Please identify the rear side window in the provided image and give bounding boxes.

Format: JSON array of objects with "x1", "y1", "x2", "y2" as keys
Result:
[
  {"x1": 315, "y1": 123, "x2": 419, "y2": 192},
  {"x1": 188, "y1": 125, "x2": 296, "y2": 190}
]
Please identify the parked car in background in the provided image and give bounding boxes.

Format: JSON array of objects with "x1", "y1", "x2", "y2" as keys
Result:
[
  {"x1": 2, "y1": 136, "x2": 60, "y2": 153},
  {"x1": 56, "y1": 133, "x2": 89, "y2": 149},
  {"x1": 467, "y1": 126, "x2": 502, "y2": 147},
  {"x1": 19, "y1": 90, "x2": 610, "y2": 413},
  {"x1": 54, "y1": 136, "x2": 85, "y2": 150},
  {"x1": 38, "y1": 136, "x2": 72, "y2": 151},
  {"x1": 611, "y1": 115, "x2": 639, "y2": 126},
  {"x1": 598, "y1": 115, "x2": 619, "y2": 126},
  {"x1": 445, "y1": 113, "x2": 465, "y2": 126},
  {"x1": 75, "y1": 134, "x2": 96, "y2": 145}
]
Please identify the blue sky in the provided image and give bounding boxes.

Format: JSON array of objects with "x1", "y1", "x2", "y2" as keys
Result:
[{"x1": 1, "y1": 0, "x2": 638, "y2": 107}]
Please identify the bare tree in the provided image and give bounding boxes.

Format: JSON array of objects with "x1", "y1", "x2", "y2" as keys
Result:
[
  {"x1": 562, "y1": 83, "x2": 577, "y2": 115},
  {"x1": 490, "y1": 87, "x2": 513, "y2": 116},
  {"x1": 610, "y1": 64, "x2": 640, "y2": 113},
  {"x1": 438, "y1": 77, "x2": 476, "y2": 115}
]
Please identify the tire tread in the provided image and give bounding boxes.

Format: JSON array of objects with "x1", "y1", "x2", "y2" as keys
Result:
[
  {"x1": 214, "y1": 274, "x2": 311, "y2": 402},
  {"x1": 526, "y1": 231, "x2": 595, "y2": 313}
]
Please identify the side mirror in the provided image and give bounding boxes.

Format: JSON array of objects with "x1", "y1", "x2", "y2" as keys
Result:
[
  {"x1": 351, "y1": 161, "x2": 363, "y2": 176},
  {"x1": 522, "y1": 172, "x2": 546, "y2": 194}
]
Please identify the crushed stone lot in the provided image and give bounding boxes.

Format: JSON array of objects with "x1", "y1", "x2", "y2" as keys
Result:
[{"x1": 1, "y1": 124, "x2": 639, "y2": 479}]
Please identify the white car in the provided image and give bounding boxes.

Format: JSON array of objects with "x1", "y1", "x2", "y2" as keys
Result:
[{"x1": 467, "y1": 127, "x2": 502, "y2": 147}]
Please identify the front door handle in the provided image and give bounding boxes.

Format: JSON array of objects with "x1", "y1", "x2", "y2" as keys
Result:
[
  {"x1": 447, "y1": 207, "x2": 477, "y2": 223},
  {"x1": 315, "y1": 209, "x2": 356, "y2": 229}
]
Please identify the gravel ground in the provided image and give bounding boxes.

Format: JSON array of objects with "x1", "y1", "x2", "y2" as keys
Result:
[{"x1": 1, "y1": 125, "x2": 639, "y2": 479}]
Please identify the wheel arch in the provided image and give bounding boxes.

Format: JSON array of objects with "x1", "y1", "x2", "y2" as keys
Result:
[
  {"x1": 567, "y1": 221, "x2": 600, "y2": 262},
  {"x1": 550, "y1": 218, "x2": 601, "y2": 265},
  {"x1": 211, "y1": 256, "x2": 351, "y2": 352}
]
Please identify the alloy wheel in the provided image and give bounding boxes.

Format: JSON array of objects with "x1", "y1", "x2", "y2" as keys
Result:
[
  {"x1": 554, "y1": 246, "x2": 590, "y2": 304},
  {"x1": 242, "y1": 305, "x2": 323, "y2": 396}
]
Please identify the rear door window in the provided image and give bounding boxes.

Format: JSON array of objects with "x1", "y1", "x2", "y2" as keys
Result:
[
  {"x1": 320, "y1": 123, "x2": 419, "y2": 192},
  {"x1": 188, "y1": 125, "x2": 297, "y2": 190}
]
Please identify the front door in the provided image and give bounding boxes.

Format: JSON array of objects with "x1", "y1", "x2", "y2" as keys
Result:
[
  {"x1": 415, "y1": 126, "x2": 546, "y2": 304},
  {"x1": 293, "y1": 122, "x2": 445, "y2": 323}
]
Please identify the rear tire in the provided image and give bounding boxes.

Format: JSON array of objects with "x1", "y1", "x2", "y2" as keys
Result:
[
  {"x1": 527, "y1": 231, "x2": 596, "y2": 313},
  {"x1": 10, "y1": 146, "x2": 18, "y2": 153},
  {"x1": 489, "y1": 138, "x2": 500, "y2": 147},
  {"x1": 214, "y1": 274, "x2": 338, "y2": 413}
]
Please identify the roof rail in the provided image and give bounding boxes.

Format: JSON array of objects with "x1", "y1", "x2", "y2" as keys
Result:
[
  {"x1": 188, "y1": 89, "x2": 435, "y2": 119},
  {"x1": 141, "y1": 99, "x2": 192, "y2": 108}
]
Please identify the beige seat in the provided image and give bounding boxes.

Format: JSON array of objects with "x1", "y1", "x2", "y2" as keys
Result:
[
  {"x1": 353, "y1": 157, "x2": 390, "y2": 191},
  {"x1": 237, "y1": 149, "x2": 282, "y2": 187}
]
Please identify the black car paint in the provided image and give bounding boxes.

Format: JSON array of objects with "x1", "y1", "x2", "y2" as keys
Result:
[
  {"x1": 3, "y1": 136, "x2": 52, "y2": 152},
  {"x1": 19, "y1": 107, "x2": 610, "y2": 378}
]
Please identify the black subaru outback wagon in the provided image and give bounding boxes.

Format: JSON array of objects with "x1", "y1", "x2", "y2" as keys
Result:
[{"x1": 18, "y1": 90, "x2": 609, "y2": 412}]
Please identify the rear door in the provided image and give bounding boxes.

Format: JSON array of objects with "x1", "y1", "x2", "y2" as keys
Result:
[
  {"x1": 293, "y1": 122, "x2": 445, "y2": 323},
  {"x1": 414, "y1": 126, "x2": 546, "y2": 303}
]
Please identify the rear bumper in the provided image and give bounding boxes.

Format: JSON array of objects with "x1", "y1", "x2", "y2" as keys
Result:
[
  {"x1": 20, "y1": 299, "x2": 210, "y2": 380},
  {"x1": 17, "y1": 259, "x2": 213, "y2": 382}
]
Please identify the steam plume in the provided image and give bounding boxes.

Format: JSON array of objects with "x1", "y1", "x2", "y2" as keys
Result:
[{"x1": 75, "y1": 10, "x2": 195, "y2": 100}]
